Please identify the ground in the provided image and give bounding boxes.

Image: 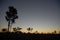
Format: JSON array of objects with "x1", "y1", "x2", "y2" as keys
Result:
[{"x1": 0, "y1": 32, "x2": 60, "y2": 40}]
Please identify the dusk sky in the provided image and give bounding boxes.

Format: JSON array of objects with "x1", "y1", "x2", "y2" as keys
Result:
[{"x1": 0, "y1": 0, "x2": 60, "y2": 33}]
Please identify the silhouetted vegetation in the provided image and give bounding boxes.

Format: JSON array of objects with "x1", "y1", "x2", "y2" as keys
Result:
[
  {"x1": 13, "y1": 27, "x2": 22, "y2": 32},
  {"x1": 34, "y1": 31, "x2": 39, "y2": 34},
  {"x1": 5, "y1": 6, "x2": 18, "y2": 32},
  {"x1": 2, "y1": 28, "x2": 7, "y2": 32},
  {"x1": 54, "y1": 30, "x2": 57, "y2": 34},
  {"x1": 59, "y1": 31, "x2": 60, "y2": 34},
  {"x1": 1, "y1": 6, "x2": 59, "y2": 40},
  {"x1": 27, "y1": 27, "x2": 33, "y2": 33},
  {"x1": 13, "y1": 28, "x2": 16, "y2": 32},
  {"x1": 0, "y1": 32, "x2": 60, "y2": 40}
]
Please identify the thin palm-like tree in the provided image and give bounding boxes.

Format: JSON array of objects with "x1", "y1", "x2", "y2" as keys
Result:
[{"x1": 5, "y1": 6, "x2": 18, "y2": 32}]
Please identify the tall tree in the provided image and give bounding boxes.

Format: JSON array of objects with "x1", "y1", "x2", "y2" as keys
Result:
[{"x1": 5, "y1": 6, "x2": 18, "y2": 32}]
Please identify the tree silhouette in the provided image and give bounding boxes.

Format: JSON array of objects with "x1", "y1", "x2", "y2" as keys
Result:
[
  {"x1": 16, "y1": 27, "x2": 22, "y2": 31},
  {"x1": 2, "y1": 28, "x2": 7, "y2": 32},
  {"x1": 13, "y1": 27, "x2": 22, "y2": 32},
  {"x1": 13, "y1": 28, "x2": 17, "y2": 32},
  {"x1": 53, "y1": 30, "x2": 57, "y2": 34},
  {"x1": 59, "y1": 31, "x2": 60, "y2": 34},
  {"x1": 5, "y1": 6, "x2": 18, "y2": 32},
  {"x1": 27, "y1": 27, "x2": 33, "y2": 33},
  {"x1": 34, "y1": 31, "x2": 38, "y2": 34}
]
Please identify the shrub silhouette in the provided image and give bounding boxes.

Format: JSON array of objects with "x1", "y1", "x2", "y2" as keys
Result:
[
  {"x1": 59, "y1": 31, "x2": 60, "y2": 34},
  {"x1": 13, "y1": 28, "x2": 16, "y2": 32},
  {"x1": 27, "y1": 27, "x2": 33, "y2": 33},
  {"x1": 54, "y1": 30, "x2": 56, "y2": 34},
  {"x1": 13, "y1": 27, "x2": 22, "y2": 32},
  {"x1": 5, "y1": 6, "x2": 18, "y2": 32},
  {"x1": 16, "y1": 27, "x2": 22, "y2": 31},
  {"x1": 35, "y1": 31, "x2": 38, "y2": 33},
  {"x1": 2, "y1": 28, "x2": 7, "y2": 32}
]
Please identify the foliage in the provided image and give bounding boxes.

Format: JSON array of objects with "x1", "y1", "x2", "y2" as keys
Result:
[{"x1": 5, "y1": 6, "x2": 18, "y2": 32}]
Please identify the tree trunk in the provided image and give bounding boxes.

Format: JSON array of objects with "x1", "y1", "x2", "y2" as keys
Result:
[
  {"x1": 10, "y1": 22, "x2": 12, "y2": 32},
  {"x1": 8, "y1": 21, "x2": 10, "y2": 32}
]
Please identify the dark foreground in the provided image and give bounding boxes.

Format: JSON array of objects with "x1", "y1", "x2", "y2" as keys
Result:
[{"x1": 0, "y1": 32, "x2": 60, "y2": 40}]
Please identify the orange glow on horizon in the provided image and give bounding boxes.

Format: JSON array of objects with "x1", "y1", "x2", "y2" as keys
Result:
[{"x1": 0, "y1": 28, "x2": 60, "y2": 34}]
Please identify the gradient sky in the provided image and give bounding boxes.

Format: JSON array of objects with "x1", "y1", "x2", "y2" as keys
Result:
[{"x1": 0, "y1": 0, "x2": 60, "y2": 33}]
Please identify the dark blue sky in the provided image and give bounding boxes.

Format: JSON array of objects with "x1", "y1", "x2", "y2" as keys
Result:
[{"x1": 0, "y1": 0, "x2": 60, "y2": 33}]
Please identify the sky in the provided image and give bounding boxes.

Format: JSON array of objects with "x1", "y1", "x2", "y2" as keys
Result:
[{"x1": 0, "y1": 0, "x2": 60, "y2": 33}]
